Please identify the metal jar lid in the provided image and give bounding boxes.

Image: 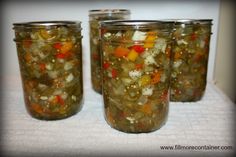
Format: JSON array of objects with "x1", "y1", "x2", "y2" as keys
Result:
[
  {"x1": 100, "y1": 20, "x2": 173, "y2": 30},
  {"x1": 89, "y1": 9, "x2": 130, "y2": 16},
  {"x1": 160, "y1": 19, "x2": 213, "y2": 25},
  {"x1": 13, "y1": 21, "x2": 82, "y2": 29}
]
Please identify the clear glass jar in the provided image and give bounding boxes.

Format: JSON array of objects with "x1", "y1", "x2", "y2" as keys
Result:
[
  {"x1": 89, "y1": 9, "x2": 130, "y2": 93},
  {"x1": 13, "y1": 21, "x2": 83, "y2": 120},
  {"x1": 100, "y1": 20, "x2": 172, "y2": 133},
  {"x1": 169, "y1": 19, "x2": 212, "y2": 102}
]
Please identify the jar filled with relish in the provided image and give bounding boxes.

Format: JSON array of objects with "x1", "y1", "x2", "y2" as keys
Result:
[
  {"x1": 100, "y1": 20, "x2": 173, "y2": 133},
  {"x1": 13, "y1": 21, "x2": 83, "y2": 120},
  {"x1": 169, "y1": 19, "x2": 212, "y2": 102},
  {"x1": 89, "y1": 9, "x2": 130, "y2": 93}
]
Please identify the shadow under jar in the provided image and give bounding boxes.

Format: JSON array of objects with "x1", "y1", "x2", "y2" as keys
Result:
[
  {"x1": 169, "y1": 19, "x2": 212, "y2": 102},
  {"x1": 13, "y1": 21, "x2": 83, "y2": 120},
  {"x1": 89, "y1": 9, "x2": 130, "y2": 94},
  {"x1": 100, "y1": 20, "x2": 173, "y2": 133}
]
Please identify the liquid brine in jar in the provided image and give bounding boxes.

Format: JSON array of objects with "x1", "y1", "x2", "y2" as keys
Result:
[
  {"x1": 100, "y1": 20, "x2": 173, "y2": 133},
  {"x1": 89, "y1": 9, "x2": 130, "y2": 93},
  {"x1": 170, "y1": 19, "x2": 212, "y2": 102},
  {"x1": 13, "y1": 21, "x2": 83, "y2": 120}
]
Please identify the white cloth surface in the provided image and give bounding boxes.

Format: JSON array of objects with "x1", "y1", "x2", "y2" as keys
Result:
[{"x1": 1, "y1": 76, "x2": 235, "y2": 157}]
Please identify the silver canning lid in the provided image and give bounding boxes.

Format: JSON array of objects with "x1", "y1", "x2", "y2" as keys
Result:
[
  {"x1": 101, "y1": 20, "x2": 172, "y2": 29},
  {"x1": 13, "y1": 21, "x2": 82, "y2": 29},
  {"x1": 89, "y1": 9, "x2": 130, "y2": 16},
  {"x1": 160, "y1": 19, "x2": 213, "y2": 25}
]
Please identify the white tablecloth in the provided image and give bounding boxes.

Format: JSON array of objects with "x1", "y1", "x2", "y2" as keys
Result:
[{"x1": 1, "y1": 76, "x2": 235, "y2": 157}]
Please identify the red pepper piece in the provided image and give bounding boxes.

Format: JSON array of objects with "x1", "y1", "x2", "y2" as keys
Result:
[
  {"x1": 132, "y1": 45, "x2": 145, "y2": 54},
  {"x1": 190, "y1": 33, "x2": 197, "y2": 41},
  {"x1": 23, "y1": 40, "x2": 32, "y2": 48},
  {"x1": 103, "y1": 62, "x2": 110, "y2": 70},
  {"x1": 39, "y1": 63, "x2": 46, "y2": 71},
  {"x1": 56, "y1": 53, "x2": 66, "y2": 59},
  {"x1": 160, "y1": 90, "x2": 168, "y2": 100},
  {"x1": 92, "y1": 53, "x2": 99, "y2": 61},
  {"x1": 56, "y1": 95, "x2": 64, "y2": 106},
  {"x1": 135, "y1": 63, "x2": 143, "y2": 70},
  {"x1": 101, "y1": 28, "x2": 107, "y2": 35},
  {"x1": 56, "y1": 52, "x2": 71, "y2": 59},
  {"x1": 111, "y1": 69, "x2": 117, "y2": 78},
  {"x1": 53, "y1": 43, "x2": 62, "y2": 49}
]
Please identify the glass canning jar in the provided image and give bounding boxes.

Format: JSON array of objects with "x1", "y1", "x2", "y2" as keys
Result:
[
  {"x1": 13, "y1": 21, "x2": 83, "y2": 120},
  {"x1": 100, "y1": 20, "x2": 173, "y2": 133},
  {"x1": 89, "y1": 9, "x2": 130, "y2": 93},
  {"x1": 169, "y1": 19, "x2": 212, "y2": 102}
]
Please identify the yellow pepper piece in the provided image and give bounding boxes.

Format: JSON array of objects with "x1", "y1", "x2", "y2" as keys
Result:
[
  {"x1": 144, "y1": 31, "x2": 157, "y2": 48},
  {"x1": 140, "y1": 103, "x2": 152, "y2": 115},
  {"x1": 146, "y1": 35, "x2": 156, "y2": 41},
  {"x1": 60, "y1": 42, "x2": 73, "y2": 53},
  {"x1": 127, "y1": 49, "x2": 138, "y2": 61},
  {"x1": 144, "y1": 42, "x2": 155, "y2": 48},
  {"x1": 139, "y1": 75, "x2": 151, "y2": 86},
  {"x1": 147, "y1": 31, "x2": 157, "y2": 36},
  {"x1": 40, "y1": 29, "x2": 52, "y2": 39}
]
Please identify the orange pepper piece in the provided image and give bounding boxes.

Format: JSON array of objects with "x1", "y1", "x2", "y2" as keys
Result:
[
  {"x1": 106, "y1": 109, "x2": 115, "y2": 124},
  {"x1": 31, "y1": 103, "x2": 44, "y2": 114},
  {"x1": 151, "y1": 71, "x2": 162, "y2": 84},
  {"x1": 114, "y1": 46, "x2": 130, "y2": 57},
  {"x1": 140, "y1": 103, "x2": 152, "y2": 115},
  {"x1": 60, "y1": 42, "x2": 73, "y2": 54},
  {"x1": 174, "y1": 51, "x2": 182, "y2": 59},
  {"x1": 165, "y1": 45, "x2": 171, "y2": 58},
  {"x1": 24, "y1": 52, "x2": 32, "y2": 62},
  {"x1": 24, "y1": 80, "x2": 36, "y2": 93},
  {"x1": 135, "y1": 63, "x2": 143, "y2": 70},
  {"x1": 194, "y1": 52, "x2": 204, "y2": 62}
]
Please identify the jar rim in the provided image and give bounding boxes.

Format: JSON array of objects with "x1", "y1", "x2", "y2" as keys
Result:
[
  {"x1": 13, "y1": 21, "x2": 82, "y2": 28},
  {"x1": 100, "y1": 20, "x2": 173, "y2": 29},
  {"x1": 160, "y1": 19, "x2": 213, "y2": 25},
  {"x1": 89, "y1": 9, "x2": 130, "y2": 16}
]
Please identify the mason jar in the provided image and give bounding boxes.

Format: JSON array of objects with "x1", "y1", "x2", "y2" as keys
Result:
[
  {"x1": 169, "y1": 19, "x2": 212, "y2": 102},
  {"x1": 100, "y1": 20, "x2": 172, "y2": 133},
  {"x1": 89, "y1": 9, "x2": 130, "y2": 93},
  {"x1": 13, "y1": 21, "x2": 83, "y2": 120}
]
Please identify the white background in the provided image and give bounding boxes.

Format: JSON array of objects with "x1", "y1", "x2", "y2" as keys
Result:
[
  {"x1": 2, "y1": 0, "x2": 220, "y2": 90},
  {"x1": 3, "y1": 2, "x2": 236, "y2": 156}
]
